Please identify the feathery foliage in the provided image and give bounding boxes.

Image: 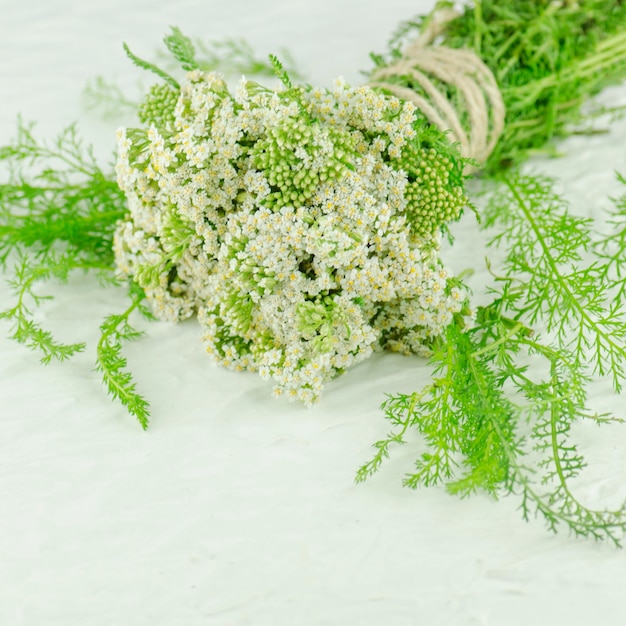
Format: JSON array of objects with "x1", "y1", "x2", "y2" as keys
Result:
[
  {"x1": 484, "y1": 172, "x2": 626, "y2": 390},
  {"x1": 82, "y1": 76, "x2": 139, "y2": 122},
  {"x1": 0, "y1": 121, "x2": 124, "y2": 264},
  {"x1": 358, "y1": 172, "x2": 626, "y2": 544},
  {"x1": 0, "y1": 121, "x2": 125, "y2": 358},
  {"x1": 0, "y1": 251, "x2": 86, "y2": 363},
  {"x1": 163, "y1": 26, "x2": 199, "y2": 72},
  {"x1": 123, "y1": 42, "x2": 180, "y2": 90},
  {"x1": 594, "y1": 172, "x2": 626, "y2": 301},
  {"x1": 96, "y1": 285, "x2": 152, "y2": 430},
  {"x1": 0, "y1": 120, "x2": 153, "y2": 425}
]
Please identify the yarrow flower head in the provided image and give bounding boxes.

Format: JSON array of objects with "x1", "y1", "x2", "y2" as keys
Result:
[{"x1": 113, "y1": 67, "x2": 471, "y2": 404}]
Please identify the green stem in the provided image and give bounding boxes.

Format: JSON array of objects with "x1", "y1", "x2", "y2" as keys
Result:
[
  {"x1": 509, "y1": 30, "x2": 626, "y2": 105},
  {"x1": 470, "y1": 321, "x2": 525, "y2": 359},
  {"x1": 473, "y1": 0, "x2": 484, "y2": 55}
]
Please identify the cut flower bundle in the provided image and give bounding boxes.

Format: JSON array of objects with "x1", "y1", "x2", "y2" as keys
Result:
[
  {"x1": 114, "y1": 68, "x2": 469, "y2": 404},
  {"x1": 3, "y1": 1, "x2": 626, "y2": 543}
]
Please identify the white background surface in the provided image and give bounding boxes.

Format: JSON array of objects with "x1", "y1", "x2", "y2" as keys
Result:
[{"x1": 2, "y1": 1, "x2": 626, "y2": 625}]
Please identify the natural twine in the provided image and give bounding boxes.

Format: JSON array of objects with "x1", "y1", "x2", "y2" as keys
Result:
[{"x1": 368, "y1": 8, "x2": 505, "y2": 169}]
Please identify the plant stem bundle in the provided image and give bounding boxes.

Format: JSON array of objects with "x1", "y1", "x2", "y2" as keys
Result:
[{"x1": 370, "y1": 0, "x2": 626, "y2": 172}]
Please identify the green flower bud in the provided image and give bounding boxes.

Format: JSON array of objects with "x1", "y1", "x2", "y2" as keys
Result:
[{"x1": 138, "y1": 83, "x2": 179, "y2": 129}]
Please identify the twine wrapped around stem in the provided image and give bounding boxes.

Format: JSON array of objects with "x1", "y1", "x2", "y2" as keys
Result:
[{"x1": 369, "y1": 8, "x2": 505, "y2": 170}]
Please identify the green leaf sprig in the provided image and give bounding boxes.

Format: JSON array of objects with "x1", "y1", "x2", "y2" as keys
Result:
[
  {"x1": 96, "y1": 285, "x2": 153, "y2": 430},
  {"x1": 0, "y1": 120, "x2": 150, "y2": 420},
  {"x1": 484, "y1": 173, "x2": 626, "y2": 390},
  {"x1": 0, "y1": 251, "x2": 87, "y2": 363},
  {"x1": 358, "y1": 172, "x2": 626, "y2": 544}
]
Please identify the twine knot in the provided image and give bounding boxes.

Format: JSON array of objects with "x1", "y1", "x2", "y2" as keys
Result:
[{"x1": 369, "y1": 8, "x2": 505, "y2": 170}]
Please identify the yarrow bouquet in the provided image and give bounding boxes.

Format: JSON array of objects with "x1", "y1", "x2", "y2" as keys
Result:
[
  {"x1": 114, "y1": 63, "x2": 469, "y2": 405},
  {"x1": 3, "y1": 2, "x2": 626, "y2": 543}
]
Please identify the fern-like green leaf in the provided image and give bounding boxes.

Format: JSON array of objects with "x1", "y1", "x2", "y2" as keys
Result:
[
  {"x1": 163, "y1": 26, "x2": 198, "y2": 71},
  {"x1": 359, "y1": 173, "x2": 626, "y2": 545},
  {"x1": 95, "y1": 293, "x2": 151, "y2": 430},
  {"x1": 122, "y1": 42, "x2": 180, "y2": 90},
  {"x1": 269, "y1": 54, "x2": 293, "y2": 89}
]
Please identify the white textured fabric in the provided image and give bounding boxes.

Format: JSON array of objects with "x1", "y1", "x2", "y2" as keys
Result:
[{"x1": 1, "y1": 2, "x2": 626, "y2": 625}]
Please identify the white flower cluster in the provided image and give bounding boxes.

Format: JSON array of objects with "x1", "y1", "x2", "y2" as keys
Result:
[{"x1": 114, "y1": 71, "x2": 469, "y2": 404}]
